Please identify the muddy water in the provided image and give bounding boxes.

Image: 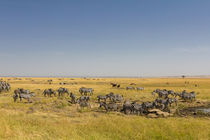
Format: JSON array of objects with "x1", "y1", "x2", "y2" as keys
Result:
[
  {"x1": 196, "y1": 108, "x2": 210, "y2": 114},
  {"x1": 179, "y1": 104, "x2": 210, "y2": 117}
]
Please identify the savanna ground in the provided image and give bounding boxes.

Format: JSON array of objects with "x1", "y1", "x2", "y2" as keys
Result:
[{"x1": 0, "y1": 77, "x2": 210, "y2": 140}]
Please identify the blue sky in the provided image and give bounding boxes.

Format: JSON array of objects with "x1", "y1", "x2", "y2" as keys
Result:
[{"x1": 0, "y1": 0, "x2": 210, "y2": 77}]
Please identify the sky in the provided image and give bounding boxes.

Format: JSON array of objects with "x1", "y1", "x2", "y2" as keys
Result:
[{"x1": 0, "y1": 0, "x2": 210, "y2": 77}]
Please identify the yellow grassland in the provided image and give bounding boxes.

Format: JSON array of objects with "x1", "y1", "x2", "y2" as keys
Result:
[{"x1": 0, "y1": 77, "x2": 210, "y2": 140}]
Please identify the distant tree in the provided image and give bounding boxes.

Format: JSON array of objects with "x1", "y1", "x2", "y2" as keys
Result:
[{"x1": 182, "y1": 75, "x2": 186, "y2": 79}]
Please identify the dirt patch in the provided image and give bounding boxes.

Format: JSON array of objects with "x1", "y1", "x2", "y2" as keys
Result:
[{"x1": 147, "y1": 109, "x2": 172, "y2": 118}]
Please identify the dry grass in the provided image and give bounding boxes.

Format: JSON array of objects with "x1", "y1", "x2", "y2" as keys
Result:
[{"x1": 0, "y1": 77, "x2": 210, "y2": 140}]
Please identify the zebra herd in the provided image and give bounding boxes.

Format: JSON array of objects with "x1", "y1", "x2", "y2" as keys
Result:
[
  {"x1": 12, "y1": 87, "x2": 94, "y2": 104},
  {"x1": 111, "y1": 83, "x2": 144, "y2": 91},
  {"x1": 99, "y1": 89, "x2": 195, "y2": 115},
  {"x1": 42, "y1": 87, "x2": 93, "y2": 97},
  {"x1": 152, "y1": 89, "x2": 196, "y2": 102},
  {"x1": 0, "y1": 81, "x2": 11, "y2": 93},
  {"x1": 97, "y1": 91, "x2": 178, "y2": 115},
  {"x1": 10, "y1": 83, "x2": 197, "y2": 117}
]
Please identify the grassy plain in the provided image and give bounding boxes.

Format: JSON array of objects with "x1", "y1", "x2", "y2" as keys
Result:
[{"x1": 0, "y1": 77, "x2": 210, "y2": 140}]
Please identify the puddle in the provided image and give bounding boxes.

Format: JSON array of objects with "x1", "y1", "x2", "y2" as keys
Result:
[
  {"x1": 178, "y1": 103, "x2": 210, "y2": 117},
  {"x1": 196, "y1": 108, "x2": 210, "y2": 114}
]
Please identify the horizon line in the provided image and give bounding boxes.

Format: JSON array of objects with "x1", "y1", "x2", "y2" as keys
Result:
[{"x1": 1, "y1": 75, "x2": 210, "y2": 78}]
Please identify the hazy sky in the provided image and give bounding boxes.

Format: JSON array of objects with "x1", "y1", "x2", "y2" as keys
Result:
[{"x1": 0, "y1": 0, "x2": 210, "y2": 77}]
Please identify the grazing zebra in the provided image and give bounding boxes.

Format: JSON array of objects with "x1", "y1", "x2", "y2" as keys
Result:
[
  {"x1": 126, "y1": 87, "x2": 135, "y2": 90},
  {"x1": 79, "y1": 87, "x2": 94, "y2": 95},
  {"x1": 136, "y1": 87, "x2": 144, "y2": 91}
]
